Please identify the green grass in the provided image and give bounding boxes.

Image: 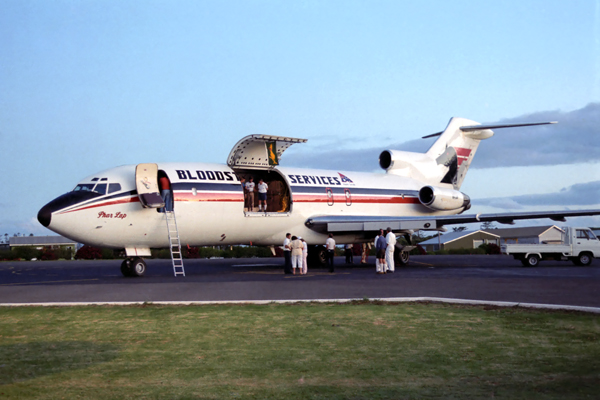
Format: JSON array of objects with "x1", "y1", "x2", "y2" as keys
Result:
[{"x1": 1, "y1": 302, "x2": 599, "y2": 399}]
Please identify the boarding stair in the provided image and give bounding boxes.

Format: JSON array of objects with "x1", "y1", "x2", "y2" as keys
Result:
[{"x1": 165, "y1": 211, "x2": 185, "y2": 277}]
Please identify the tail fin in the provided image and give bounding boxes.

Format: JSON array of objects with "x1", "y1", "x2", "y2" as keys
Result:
[
  {"x1": 380, "y1": 118, "x2": 556, "y2": 190},
  {"x1": 425, "y1": 117, "x2": 489, "y2": 190}
]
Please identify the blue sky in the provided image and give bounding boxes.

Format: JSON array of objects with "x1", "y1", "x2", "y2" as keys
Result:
[{"x1": 1, "y1": 0, "x2": 599, "y2": 236}]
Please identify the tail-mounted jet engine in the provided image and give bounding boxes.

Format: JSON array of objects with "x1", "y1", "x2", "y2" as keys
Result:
[{"x1": 418, "y1": 185, "x2": 471, "y2": 211}]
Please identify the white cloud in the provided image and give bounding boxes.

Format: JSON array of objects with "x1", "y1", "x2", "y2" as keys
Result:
[
  {"x1": 283, "y1": 103, "x2": 600, "y2": 171},
  {"x1": 476, "y1": 180, "x2": 600, "y2": 208}
]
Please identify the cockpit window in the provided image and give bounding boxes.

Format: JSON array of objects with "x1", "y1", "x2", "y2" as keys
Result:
[
  {"x1": 73, "y1": 177, "x2": 119, "y2": 195},
  {"x1": 94, "y1": 183, "x2": 107, "y2": 195},
  {"x1": 73, "y1": 183, "x2": 96, "y2": 192},
  {"x1": 108, "y1": 183, "x2": 121, "y2": 194}
]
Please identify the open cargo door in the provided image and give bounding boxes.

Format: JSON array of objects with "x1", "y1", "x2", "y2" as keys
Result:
[
  {"x1": 227, "y1": 135, "x2": 307, "y2": 169},
  {"x1": 135, "y1": 163, "x2": 165, "y2": 208}
]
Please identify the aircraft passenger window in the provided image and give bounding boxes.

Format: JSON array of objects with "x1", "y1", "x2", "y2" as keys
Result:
[
  {"x1": 108, "y1": 183, "x2": 121, "y2": 194},
  {"x1": 73, "y1": 183, "x2": 96, "y2": 192},
  {"x1": 94, "y1": 183, "x2": 107, "y2": 195}
]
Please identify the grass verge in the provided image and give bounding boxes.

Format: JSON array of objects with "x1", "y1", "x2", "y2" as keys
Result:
[{"x1": 1, "y1": 302, "x2": 599, "y2": 399}]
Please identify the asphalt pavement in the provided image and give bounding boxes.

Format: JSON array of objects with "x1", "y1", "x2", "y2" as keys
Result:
[{"x1": 1, "y1": 255, "x2": 599, "y2": 309}]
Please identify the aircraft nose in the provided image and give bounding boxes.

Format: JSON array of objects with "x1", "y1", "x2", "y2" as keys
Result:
[
  {"x1": 38, "y1": 203, "x2": 53, "y2": 227},
  {"x1": 37, "y1": 191, "x2": 103, "y2": 229}
]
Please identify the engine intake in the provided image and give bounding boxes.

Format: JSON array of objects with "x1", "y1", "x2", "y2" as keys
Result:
[{"x1": 419, "y1": 186, "x2": 471, "y2": 211}]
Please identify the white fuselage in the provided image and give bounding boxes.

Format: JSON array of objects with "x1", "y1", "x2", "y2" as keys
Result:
[{"x1": 41, "y1": 162, "x2": 455, "y2": 249}]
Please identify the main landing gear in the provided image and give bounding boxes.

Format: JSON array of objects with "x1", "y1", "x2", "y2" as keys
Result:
[{"x1": 121, "y1": 257, "x2": 147, "y2": 277}]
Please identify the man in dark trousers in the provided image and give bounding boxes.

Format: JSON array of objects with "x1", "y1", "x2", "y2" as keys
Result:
[
  {"x1": 326, "y1": 233, "x2": 336, "y2": 273},
  {"x1": 283, "y1": 233, "x2": 292, "y2": 274}
]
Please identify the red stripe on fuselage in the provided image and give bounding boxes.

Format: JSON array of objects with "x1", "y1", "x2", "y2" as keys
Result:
[
  {"x1": 58, "y1": 190, "x2": 419, "y2": 215},
  {"x1": 293, "y1": 193, "x2": 419, "y2": 204},
  {"x1": 59, "y1": 196, "x2": 140, "y2": 214}
]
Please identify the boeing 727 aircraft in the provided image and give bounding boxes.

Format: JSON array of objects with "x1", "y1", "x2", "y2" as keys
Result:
[{"x1": 38, "y1": 117, "x2": 600, "y2": 276}]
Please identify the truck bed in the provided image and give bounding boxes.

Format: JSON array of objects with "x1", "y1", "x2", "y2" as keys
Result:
[{"x1": 501, "y1": 243, "x2": 572, "y2": 255}]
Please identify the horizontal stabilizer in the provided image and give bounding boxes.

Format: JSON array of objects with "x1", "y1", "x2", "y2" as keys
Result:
[
  {"x1": 422, "y1": 121, "x2": 557, "y2": 139},
  {"x1": 460, "y1": 121, "x2": 557, "y2": 132}
]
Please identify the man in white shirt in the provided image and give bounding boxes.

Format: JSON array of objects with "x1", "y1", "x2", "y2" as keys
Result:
[
  {"x1": 257, "y1": 179, "x2": 268, "y2": 212},
  {"x1": 245, "y1": 177, "x2": 255, "y2": 211},
  {"x1": 283, "y1": 233, "x2": 292, "y2": 274},
  {"x1": 325, "y1": 233, "x2": 336, "y2": 273},
  {"x1": 385, "y1": 227, "x2": 397, "y2": 273}
]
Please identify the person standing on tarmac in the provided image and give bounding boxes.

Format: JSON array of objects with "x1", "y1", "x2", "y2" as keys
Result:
[
  {"x1": 326, "y1": 233, "x2": 336, "y2": 273},
  {"x1": 385, "y1": 227, "x2": 396, "y2": 273},
  {"x1": 345, "y1": 243, "x2": 353, "y2": 264},
  {"x1": 300, "y1": 237, "x2": 308, "y2": 275},
  {"x1": 283, "y1": 233, "x2": 292, "y2": 274},
  {"x1": 376, "y1": 229, "x2": 387, "y2": 274},
  {"x1": 290, "y1": 235, "x2": 304, "y2": 275}
]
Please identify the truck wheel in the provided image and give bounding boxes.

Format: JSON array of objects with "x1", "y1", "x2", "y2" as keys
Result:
[
  {"x1": 525, "y1": 254, "x2": 540, "y2": 267},
  {"x1": 577, "y1": 253, "x2": 593, "y2": 266}
]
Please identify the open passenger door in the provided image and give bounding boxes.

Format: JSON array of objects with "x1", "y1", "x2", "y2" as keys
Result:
[
  {"x1": 227, "y1": 135, "x2": 307, "y2": 169},
  {"x1": 135, "y1": 163, "x2": 165, "y2": 208}
]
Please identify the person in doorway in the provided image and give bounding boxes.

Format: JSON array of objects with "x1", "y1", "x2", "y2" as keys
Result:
[
  {"x1": 158, "y1": 174, "x2": 172, "y2": 213},
  {"x1": 290, "y1": 235, "x2": 304, "y2": 275},
  {"x1": 385, "y1": 227, "x2": 397, "y2": 273},
  {"x1": 301, "y1": 237, "x2": 308, "y2": 275},
  {"x1": 345, "y1": 244, "x2": 353, "y2": 264},
  {"x1": 326, "y1": 233, "x2": 336, "y2": 273},
  {"x1": 283, "y1": 233, "x2": 292, "y2": 274},
  {"x1": 257, "y1": 179, "x2": 268, "y2": 212},
  {"x1": 245, "y1": 177, "x2": 255, "y2": 212},
  {"x1": 376, "y1": 229, "x2": 387, "y2": 274}
]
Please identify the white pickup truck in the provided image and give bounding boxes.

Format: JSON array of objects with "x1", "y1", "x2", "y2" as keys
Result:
[{"x1": 501, "y1": 227, "x2": 600, "y2": 267}]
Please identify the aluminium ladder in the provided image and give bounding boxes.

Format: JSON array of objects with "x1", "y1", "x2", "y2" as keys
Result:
[{"x1": 165, "y1": 210, "x2": 185, "y2": 277}]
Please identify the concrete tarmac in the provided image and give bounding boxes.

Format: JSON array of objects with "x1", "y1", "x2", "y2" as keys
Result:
[{"x1": 1, "y1": 255, "x2": 599, "y2": 308}]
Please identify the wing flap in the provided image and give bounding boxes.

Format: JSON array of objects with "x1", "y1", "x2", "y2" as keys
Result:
[{"x1": 306, "y1": 209, "x2": 600, "y2": 233}]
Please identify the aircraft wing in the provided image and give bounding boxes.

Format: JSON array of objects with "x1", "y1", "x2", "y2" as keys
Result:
[{"x1": 305, "y1": 209, "x2": 600, "y2": 233}]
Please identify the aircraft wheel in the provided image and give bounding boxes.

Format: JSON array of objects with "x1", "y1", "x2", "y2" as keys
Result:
[
  {"x1": 309, "y1": 245, "x2": 327, "y2": 267},
  {"x1": 395, "y1": 250, "x2": 410, "y2": 265},
  {"x1": 130, "y1": 257, "x2": 147, "y2": 277},
  {"x1": 577, "y1": 252, "x2": 593, "y2": 266},
  {"x1": 120, "y1": 259, "x2": 133, "y2": 277},
  {"x1": 525, "y1": 254, "x2": 540, "y2": 267}
]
